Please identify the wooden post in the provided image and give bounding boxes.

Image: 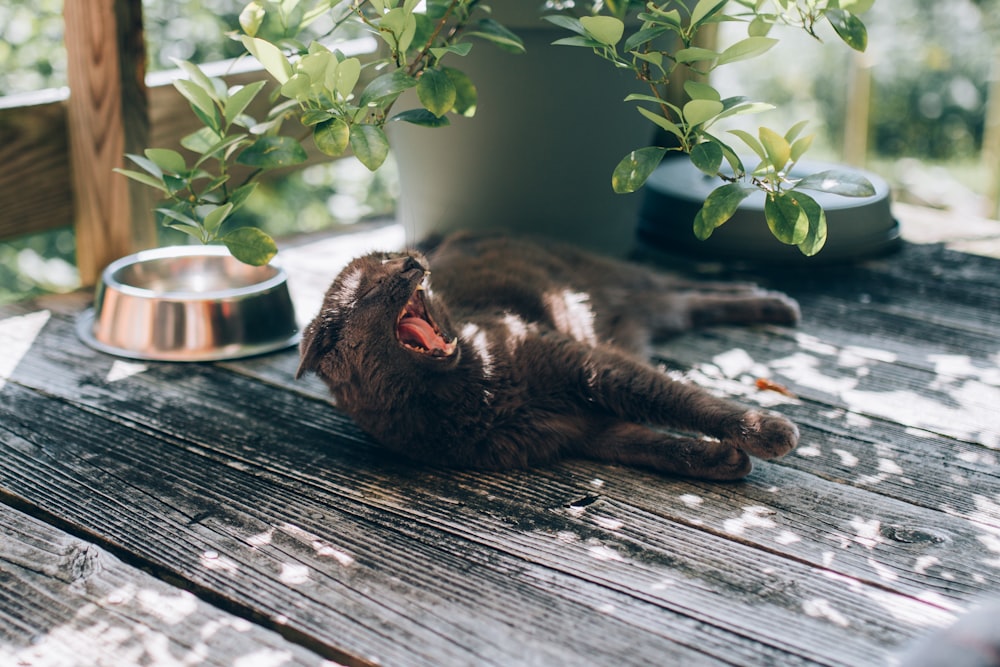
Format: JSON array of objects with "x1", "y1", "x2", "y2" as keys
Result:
[
  {"x1": 64, "y1": 0, "x2": 155, "y2": 286},
  {"x1": 982, "y1": 44, "x2": 1000, "y2": 219},
  {"x1": 843, "y1": 51, "x2": 872, "y2": 167}
]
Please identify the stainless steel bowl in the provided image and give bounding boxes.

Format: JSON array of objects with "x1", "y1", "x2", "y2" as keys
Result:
[{"x1": 77, "y1": 245, "x2": 299, "y2": 361}]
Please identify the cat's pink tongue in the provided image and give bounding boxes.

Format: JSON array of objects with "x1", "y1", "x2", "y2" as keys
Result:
[{"x1": 399, "y1": 316, "x2": 448, "y2": 351}]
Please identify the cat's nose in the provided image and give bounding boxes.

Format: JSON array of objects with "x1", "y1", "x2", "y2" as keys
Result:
[
  {"x1": 402, "y1": 255, "x2": 428, "y2": 273},
  {"x1": 383, "y1": 254, "x2": 428, "y2": 274}
]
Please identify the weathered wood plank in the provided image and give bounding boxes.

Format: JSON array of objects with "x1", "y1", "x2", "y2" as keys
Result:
[
  {"x1": 0, "y1": 97, "x2": 74, "y2": 240},
  {"x1": 3, "y1": 234, "x2": 999, "y2": 666},
  {"x1": 0, "y1": 503, "x2": 334, "y2": 666},
  {"x1": 2, "y1": 307, "x2": 981, "y2": 665},
  {"x1": 1, "y1": 382, "x2": 786, "y2": 666}
]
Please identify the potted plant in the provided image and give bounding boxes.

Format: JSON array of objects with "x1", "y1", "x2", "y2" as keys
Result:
[{"x1": 113, "y1": 0, "x2": 878, "y2": 271}]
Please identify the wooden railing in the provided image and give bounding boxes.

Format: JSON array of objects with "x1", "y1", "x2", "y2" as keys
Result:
[{"x1": 0, "y1": 0, "x2": 348, "y2": 285}]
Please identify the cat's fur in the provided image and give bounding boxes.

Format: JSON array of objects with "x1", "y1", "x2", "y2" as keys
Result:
[{"x1": 297, "y1": 233, "x2": 800, "y2": 480}]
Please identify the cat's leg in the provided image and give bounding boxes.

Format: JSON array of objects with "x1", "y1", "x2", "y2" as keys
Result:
[
  {"x1": 650, "y1": 290, "x2": 800, "y2": 334},
  {"x1": 685, "y1": 290, "x2": 801, "y2": 327},
  {"x1": 582, "y1": 347, "x2": 799, "y2": 460},
  {"x1": 575, "y1": 421, "x2": 753, "y2": 480}
]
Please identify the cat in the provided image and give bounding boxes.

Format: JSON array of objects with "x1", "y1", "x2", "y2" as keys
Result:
[{"x1": 296, "y1": 232, "x2": 801, "y2": 480}]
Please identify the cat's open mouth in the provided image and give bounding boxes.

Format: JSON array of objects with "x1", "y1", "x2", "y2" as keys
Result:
[{"x1": 396, "y1": 278, "x2": 457, "y2": 358}]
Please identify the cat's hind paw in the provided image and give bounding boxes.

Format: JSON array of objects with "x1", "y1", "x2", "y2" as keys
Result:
[
  {"x1": 758, "y1": 292, "x2": 801, "y2": 326},
  {"x1": 729, "y1": 410, "x2": 799, "y2": 459}
]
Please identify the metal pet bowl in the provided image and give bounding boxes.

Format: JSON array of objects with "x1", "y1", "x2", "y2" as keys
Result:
[{"x1": 77, "y1": 245, "x2": 299, "y2": 362}]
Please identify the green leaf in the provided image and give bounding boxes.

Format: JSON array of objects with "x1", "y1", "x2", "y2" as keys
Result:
[
  {"x1": 626, "y1": 93, "x2": 670, "y2": 105},
  {"x1": 192, "y1": 134, "x2": 250, "y2": 166},
  {"x1": 684, "y1": 81, "x2": 721, "y2": 102},
  {"x1": 280, "y1": 72, "x2": 312, "y2": 101},
  {"x1": 300, "y1": 109, "x2": 334, "y2": 126},
  {"x1": 838, "y1": 0, "x2": 875, "y2": 14},
  {"x1": 759, "y1": 126, "x2": 791, "y2": 168},
  {"x1": 235, "y1": 136, "x2": 307, "y2": 170},
  {"x1": 690, "y1": 141, "x2": 723, "y2": 176},
  {"x1": 784, "y1": 119, "x2": 810, "y2": 143},
  {"x1": 794, "y1": 169, "x2": 876, "y2": 197},
  {"x1": 683, "y1": 99, "x2": 724, "y2": 127},
  {"x1": 224, "y1": 80, "x2": 267, "y2": 125},
  {"x1": 124, "y1": 153, "x2": 163, "y2": 178},
  {"x1": 202, "y1": 202, "x2": 234, "y2": 235},
  {"x1": 389, "y1": 109, "x2": 452, "y2": 127},
  {"x1": 552, "y1": 35, "x2": 604, "y2": 48},
  {"x1": 729, "y1": 129, "x2": 766, "y2": 161},
  {"x1": 698, "y1": 182, "x2": 754, "y2": 231},
  {"x1": 693, "y1": 210, "x2": 714, "y2": 240},
  {"x1": 826, "y1": 9, "x2": 868, "y2": 52},
  {"x1": 790, "y1": 134, "x2": 815, "y2": 162},
  {"x1": 675, "y1": 47, "x2": 718, "y2": 64},
  {"x1": 623, "y1": 26, "x2": 669, "y2": 52},
  {"x1": 466, "y1": 18, "x2": 526, "y2": 54},
  {"x1": 350, "y1": 124, "x2": 390, "y2": 171},
  {"x1": 611, "y1": 146, "x2": 667, "y2": 193},
  {"x1": 542, "y1": 15, "x2": 587, "y2": 36},
  {"x1": 359, "y1": 70, "x2": 417, "y2": 106},
  {"x1": 113, "y1": 168, "x2": 168, "y2": 194},
  {"x1": 443, "y1": 67, "x2": 477, "y2": 117},
  {"x1": 632, "y1": 51, "x2": 664, "y2": 69},
  {"x1": 715, "y1": 36, "x2": 778, "y2": 66},
  {"x1": 793, "y1": 191, "x2": 828, "y2": 256},
  {"x1": 313, "y1": 117, "x2": 351, "y2": 156},
  {"x1": 764, "y1": 193, "x2": 809, "y2": 245},
  {"x1": 181, "y1": 127, "x2": 223, "y2": 153},
  {"x1": 241, "y1": 35, "x2": 293, "y2": 84},
  {"x1": 175, "y1": 78, "x2": 222, "y2": 132},
  {"x1": 144, "y1": 148, "x2": 187, "y2": 175},
  {"x1": 379, "y1": 7, "x2": 418, "y2": 54},
  {"x1": 641, "y1": 7, "x2": 681, "y2": 29},
  {"x1": 155, "y1": 207, "x2": 200, "y2": 229},
  {"x1": 333, "y1": 57, "x2": 362, "y2": 99},
  {"x1": 174, "y1": 60, "x2": 221, "y2": 103},
  {"x1": 636, "y1": 106, "x2": 684, "y2": 139},
  {"x1": 229, "y1": 182, "x2": 258, "y2": 211},
  {"x1": 417, "y1": 68, "x2": 457, "y2": 118},
  {"x1": 690, "y1": 0, "x2": 728, "y2": 28},
  {"x1": 714, "y1": 101, "x2": 775, "y2": 121},
  {"x1": 239, "y1": 1, "x2": 265, "y2": 36},
  {"x1": 748, "y1": 16, "x2": 772, "y2": 37},
  {"x1": 430, "y1": 42, "x2": 474, "y2": 59},
  {"x1": 221, "y1": 227, "x2": 278, "y2": 266},
  {"x1": 702, "y1": 131, "x2": 745, "y2": 176},
  {"x1": 580, "y1": 16, "x2": 625, "y2": 46}
]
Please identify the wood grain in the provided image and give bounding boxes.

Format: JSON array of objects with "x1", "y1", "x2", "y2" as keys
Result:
[
  {"x1": 1, "y1": 237, "x2": 998, "y2": 665},
  {"x1": 63, "y1": 0, "x2": 153, "y2": 285},
  {"x1": 0, "y1": 504, "x2": 334, "y2": 666}
]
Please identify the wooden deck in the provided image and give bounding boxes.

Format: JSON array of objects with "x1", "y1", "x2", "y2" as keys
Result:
[{"x1": 2, "y1": 209, "x2": 1000, "y2": 666}]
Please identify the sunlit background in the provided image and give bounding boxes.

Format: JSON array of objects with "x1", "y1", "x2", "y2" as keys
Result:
[{"x1": 2, "y1": 0, "x2": 998, "y2": 303}]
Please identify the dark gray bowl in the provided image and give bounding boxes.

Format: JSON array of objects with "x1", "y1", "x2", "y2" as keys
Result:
[{"x1": 636, "y1": 157, "x2": 900, "y2": 264}]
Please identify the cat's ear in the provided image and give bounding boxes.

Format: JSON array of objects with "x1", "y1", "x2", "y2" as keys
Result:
[{"x1": 295, "y1": 316, "x2": 339, "y2": 379}]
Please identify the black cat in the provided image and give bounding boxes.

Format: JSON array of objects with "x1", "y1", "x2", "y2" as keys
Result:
[{"x1": 297, "y1": 233, "x2": 800, "y2": 480}]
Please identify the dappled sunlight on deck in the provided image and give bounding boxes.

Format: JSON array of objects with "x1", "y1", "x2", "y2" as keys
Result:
[{"x1": 3, "y1": 232, "x2": 999, "y2": 664}]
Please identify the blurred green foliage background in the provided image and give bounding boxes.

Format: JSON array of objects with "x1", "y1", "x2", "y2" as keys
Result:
[{"x1": 2, "y1": 0, "x2": 999, "y2": 303}]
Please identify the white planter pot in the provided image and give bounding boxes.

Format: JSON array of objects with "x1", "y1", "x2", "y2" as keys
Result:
[{"x1": 390, "y1": 9, "x2": 653, "y2": 256}]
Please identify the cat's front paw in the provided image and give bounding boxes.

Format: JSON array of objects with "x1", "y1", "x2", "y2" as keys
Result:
[{"x1": 728, "y1": 410, "x2": 799, "y2": 459}]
